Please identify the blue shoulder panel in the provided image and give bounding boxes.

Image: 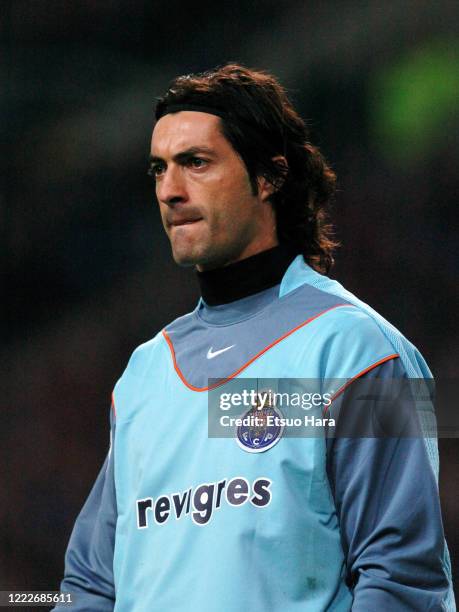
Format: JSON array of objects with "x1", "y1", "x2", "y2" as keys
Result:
[{"x1": 164, "y1": 280, "x2": 348, "y2": 389}]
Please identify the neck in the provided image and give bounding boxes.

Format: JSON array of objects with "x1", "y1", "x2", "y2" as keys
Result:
[{"x1": 196, "y1": 245, "x2": 297, "y2": 306}]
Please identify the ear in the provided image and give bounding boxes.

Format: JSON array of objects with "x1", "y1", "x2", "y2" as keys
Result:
[{"x1": 257, "y1": 156, "x2": 288, "y2": 202}]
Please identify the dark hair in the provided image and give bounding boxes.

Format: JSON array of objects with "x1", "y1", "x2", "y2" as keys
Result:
[{"x1": 155, "y1": 63, "x2": 338, "y2": 274}]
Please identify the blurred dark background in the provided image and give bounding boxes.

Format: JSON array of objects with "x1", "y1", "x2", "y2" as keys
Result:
[{"x1": 2, "y1": 0, "x2": 458, "y2": 602}]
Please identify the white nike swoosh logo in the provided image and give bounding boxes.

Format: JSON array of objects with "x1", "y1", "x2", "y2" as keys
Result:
[{"x1": 206, "y1": 345, "x2": 235, "y2": 359}]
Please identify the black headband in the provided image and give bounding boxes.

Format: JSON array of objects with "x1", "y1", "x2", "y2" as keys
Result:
[{"x1": 156, "y1": 103, "x2": 228, "y2": 121}]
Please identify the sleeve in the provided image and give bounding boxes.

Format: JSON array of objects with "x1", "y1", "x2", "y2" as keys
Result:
[
  {"x1": 326, "y1": 358, "x2": 450, "y2": 611},
  {"x1": 53, "y1": 407, "x2": 117, "y2": 611}
]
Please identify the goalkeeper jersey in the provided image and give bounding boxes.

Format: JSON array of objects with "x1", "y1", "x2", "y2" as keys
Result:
[{"x1": 56, "y1": 256, "x2": 454, "y2": 611}]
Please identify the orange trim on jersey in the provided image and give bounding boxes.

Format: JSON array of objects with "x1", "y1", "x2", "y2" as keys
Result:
[
  {"x1": 162, "y1": 303, "x2": 349, "y2": 392},
  {"x1": 111, "y1": 392, "x2": 117, "y2": 419},
  {"x1": 322, "y1": 352, "x2": 400, "y2": 416}
]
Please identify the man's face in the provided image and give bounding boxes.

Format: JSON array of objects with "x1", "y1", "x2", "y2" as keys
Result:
[{"x1": 150, "y1": 111, "x2": 277, "y2": 271}]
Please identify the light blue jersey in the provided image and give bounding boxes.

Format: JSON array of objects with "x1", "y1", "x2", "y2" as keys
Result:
[{"x1": 56, "y1": 257, "x2": 454, "y2": 611}]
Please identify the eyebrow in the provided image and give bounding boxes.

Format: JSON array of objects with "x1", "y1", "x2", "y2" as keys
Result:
[{"x1": 149, "y1": 146, "x2": 216, "y2": 165}]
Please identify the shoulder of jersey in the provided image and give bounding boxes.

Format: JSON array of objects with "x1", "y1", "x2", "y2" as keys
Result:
[
  {"x1": 119, "y1": 280, "x2": 408, "y2": 382},
  {"x1": 311, "y1": 297, "x2": 404, "y2": 379}
]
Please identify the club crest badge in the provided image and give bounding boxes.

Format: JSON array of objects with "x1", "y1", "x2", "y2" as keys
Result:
[{"x1": 237, "y1": 389, "x2": 283, "y2": 453}]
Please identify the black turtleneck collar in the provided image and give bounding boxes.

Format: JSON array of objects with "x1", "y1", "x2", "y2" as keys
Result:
[{"x1": 196, "y1": 245, "x2": 298, "y2": 306}]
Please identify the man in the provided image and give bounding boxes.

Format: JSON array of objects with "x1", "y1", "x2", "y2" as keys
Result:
[{"x1": 55, "y1": 64, "x2": 454, "y2": 611}]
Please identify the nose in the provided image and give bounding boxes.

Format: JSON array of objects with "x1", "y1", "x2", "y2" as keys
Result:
[{"x1": 156, "y1": 164, "x2": 188, "y2": 206}]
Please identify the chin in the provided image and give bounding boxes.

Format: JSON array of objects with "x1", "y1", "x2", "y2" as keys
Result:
[
  {"x1": 171, "y1": 246, "x2": 205, "y2": 268},
  {"x1": 172, "y1": 251, "x2": 221, "y2": 271},
  {"x1": 171, "y1": 243, "x2": 235, "y2": 271},
  {"x1": 171, "y1": 252, "x2": 198, "y2": 268}
]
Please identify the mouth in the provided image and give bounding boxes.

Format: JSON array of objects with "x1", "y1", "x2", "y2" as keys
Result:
[{"x1": 169, "y1": 218, "x2": 203, "y2": 228}]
